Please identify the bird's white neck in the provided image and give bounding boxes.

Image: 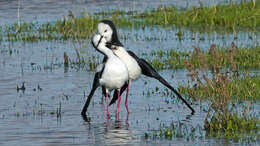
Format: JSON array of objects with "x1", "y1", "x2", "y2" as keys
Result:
[
  {"x1": 112, "y1": 46, "x2": 142, "y2": 81},
  {"x1": 98, "y1": 44, "x2": 115, "y2": 58}
]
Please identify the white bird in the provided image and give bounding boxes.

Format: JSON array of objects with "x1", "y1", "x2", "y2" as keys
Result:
[
  {"x1": 97, "y1": 20, "x2": 195, "y2": 114},
  {"x1": 81, "y1": 34, "x2": 129, "y2": 116}
]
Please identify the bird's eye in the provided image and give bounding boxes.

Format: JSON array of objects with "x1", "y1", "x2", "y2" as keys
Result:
[{"x1": 104, "y1": 29, "x2": 107, "y2": 33}]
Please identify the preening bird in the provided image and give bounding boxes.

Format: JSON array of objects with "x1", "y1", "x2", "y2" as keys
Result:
[
  {"x1": 97, "y1": 20, "x2": 195, "y2": 114},
  {"x1": 81, "y1": 34, "x2": 129, "y2": 116}
]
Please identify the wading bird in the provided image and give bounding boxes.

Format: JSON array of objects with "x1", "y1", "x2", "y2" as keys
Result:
[
  {"x1": 81, "y1": 34, "x2": 129, "y2": 116},
  {"x1": 97, "y1": 20, "x2": 195, "y2": 114}
]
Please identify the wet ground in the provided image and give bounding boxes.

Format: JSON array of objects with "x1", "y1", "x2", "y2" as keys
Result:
[{"x1": 0, "y1": 0, "x2": 259, "y2": 145}]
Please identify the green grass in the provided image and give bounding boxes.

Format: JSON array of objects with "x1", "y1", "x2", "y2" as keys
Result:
[
  {"x1": 179, "y1": 74, "x2": 260, "y2": 101},
  {"x1": 135, "y1": 0, "x2": 260, "y2": 31},
  {"x1": 144, "y1": 121, "x2": 203, "y2": 140},
  {"x1": 205, "y1": 110, "x2": 260, "y2": 140},
  {"x1": 148, "y1": 45, "x2": 260, "y2": 70},
  {"x1": 144, "y1": 107, "x2": 259, "y2": 142},
  {"x1": 4, "y1": 15, "x2": 99, "y2": 41},
  {"x1": 176, "y1": 45, "x2": 260, "y2": 101},
  {"x1": 177, "y1": 63, "x2": 259, "y2": 141},
  {"x1": 0, "y1": 1, "x2": 259, "y2": 41},
  {"x1": 174, "y1": 48, "x2": 260, "y2": 140}
]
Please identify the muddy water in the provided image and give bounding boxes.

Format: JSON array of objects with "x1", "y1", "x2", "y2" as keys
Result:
[{"x1": 0, "y1": 0, "x2": 260, "y2": 145}]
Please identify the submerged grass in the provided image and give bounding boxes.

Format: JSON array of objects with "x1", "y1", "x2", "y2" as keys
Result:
[{"x1": 0, "y1": 1, "x2": 259, "y2": 41}]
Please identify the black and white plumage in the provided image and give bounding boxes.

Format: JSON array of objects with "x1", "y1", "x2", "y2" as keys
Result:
[
  {"x1": 97, "y1": 20, "x2": 195, "y2": 114},
  {"x1": 81, "y1": 34, "x2": 129, "y2": 116}
]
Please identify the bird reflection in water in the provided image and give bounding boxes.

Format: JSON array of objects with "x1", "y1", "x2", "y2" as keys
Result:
[
  {"x1": 81, "y1": 113, "x2": 136, "y2": 145},
  {"x1": 105, "y1": 114, "x2": 138, "y2": 145}
]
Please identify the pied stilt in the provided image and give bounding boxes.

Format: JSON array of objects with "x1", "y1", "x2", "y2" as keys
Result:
[
  {"x1": 97, "y1": 20, "x2": 195, "y2": 114},
  {"x1": 81, "y1": 34, "x2": 129, "y2": 116}
]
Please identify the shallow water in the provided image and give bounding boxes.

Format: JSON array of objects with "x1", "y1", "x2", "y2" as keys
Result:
[
  {"x1": 1, "y1": 39, "x2": 259, "y2": 145},
  {"x1": 0, "y1": 50, "x2": 204, "y2": 145},
  {"x1": 120, "y1": 27, "x2": 259, "y2": 53},
  {"x1": 0, "y1": 0, "x2": 259, "y2": 145}
]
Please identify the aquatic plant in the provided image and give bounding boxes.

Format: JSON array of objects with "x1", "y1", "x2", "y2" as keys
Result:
[
  {"x1": 144, "y1": 121, "x2": 204, "y2": 140},
  {"x1": 188, "y1": 44, "x2": 260, "y2": 70},
  {"x1": 178, "y1": 64, "x2": 260, "y2": 101},
  {"x1": 204, "y1": 105, "x2": 259, "y2": 140},
  {"x1": 176, "y1": 46, "x2": 260, "y2": 141},
  {"x1": 148, "y1": 50, "x2": 190, "y2": 70},
  {"x1": 63, "y1": 50, "x2": 99, "y2": 72},
  {"x1": 148, "y1": 44, "x2": 260, "y2": 70},
  {"x1": 145, "y1": 104, "x2": 259, "y2": 143},
  {"x1": 202, "y1": 77, "x2": 259, "y2": 140}
]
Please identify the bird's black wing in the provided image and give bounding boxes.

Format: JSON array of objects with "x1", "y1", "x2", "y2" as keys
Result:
[
  {"x1": 110, "y1": 51, "x2": 195, "y2": 114},
  {"x1": 81, "y1": 57, "x2": 106, "y2": 116},
  {"x1": 138, "y1": 58, "x2": 194, "y2": 113},
  {"x1": 81, "y1": 71, "x2": 101, "y2": 115}
]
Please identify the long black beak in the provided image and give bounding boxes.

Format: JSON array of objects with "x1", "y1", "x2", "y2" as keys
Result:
[{"x1": 96, "y1": 35, "x2": 104, "y2": 48}]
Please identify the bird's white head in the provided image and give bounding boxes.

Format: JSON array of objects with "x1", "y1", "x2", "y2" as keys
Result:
[
  {"x1": 98, "y1": 20, "x2": 123, "y2": 47},
  {"x1": 98, "y1": 22, "x2": 113, "y2": 43}
]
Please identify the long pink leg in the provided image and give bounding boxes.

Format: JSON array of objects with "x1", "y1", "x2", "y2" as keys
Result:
[
  {"x1": 117, "y1": 90, "x2": 121, "y2": 114},
  {"x1": 125, "y1": 84, "x2": 130, "y2": 113},
  {"x1": 106, "y1": 92, "x2": 109, "y2": 116},
  {"x1": 116, "y1": 112, "x2": 120, "y2": 121}
]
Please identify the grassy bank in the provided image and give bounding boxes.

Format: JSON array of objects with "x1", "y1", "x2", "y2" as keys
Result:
[
  {"x1": 134, "y1": 0, "x2": 260, "y2": 31},
  {"x1": 1, "y1": 1, "x2": 259, "y2": 41}
]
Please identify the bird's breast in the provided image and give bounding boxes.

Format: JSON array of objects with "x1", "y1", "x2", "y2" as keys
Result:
[
  {"x1": 113, "y1": 50, "x2": 141, "y2": 81},
  {"x1": 99, "y1": 57, "x2": 129, "y2": 90}
]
